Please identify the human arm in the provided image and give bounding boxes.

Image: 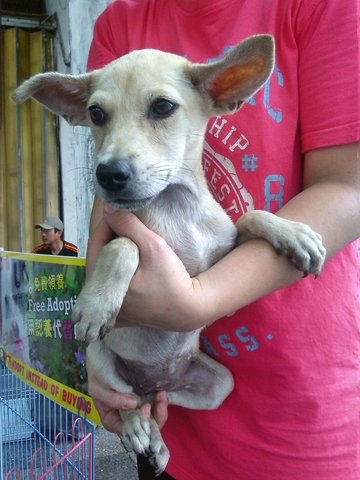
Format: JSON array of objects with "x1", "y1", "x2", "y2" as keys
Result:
[
  {"x1": 194, "y1": 142, "x2": 360, "y2": 325},
  {"x1": 88, "y1": 141, "x2": 360, "y2": 331}
]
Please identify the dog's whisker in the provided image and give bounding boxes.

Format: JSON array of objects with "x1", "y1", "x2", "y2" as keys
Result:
[
  {"x1": 148, "y1": 162, "x2": 197, "y2": 179},
  {"x1": 146, "y1": 170, "x2": 195, "y2": 186},
  {"x1": 64, "y1": 166, "x2": 97, "y2": 195},
  {"x1": 66, "y1": 166, "x2": 93, "y2": 174}
]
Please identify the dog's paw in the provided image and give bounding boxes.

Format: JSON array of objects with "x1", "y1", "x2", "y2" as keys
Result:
[
  {"x1": 272, "y1": 221, "x2": 326, "y2": 277},
  {"x1": 146, "y1": 440, "x2": 170, "y2": 476},
  {"x1": 71, "y1": 284, "x2": 121, "y2": 343},
  {"x1": 121, "y1": 410, "x2": 151, "y2": 454},
  {"x1": 121, "y1": 411, "x2": 170, "y2": 475}
]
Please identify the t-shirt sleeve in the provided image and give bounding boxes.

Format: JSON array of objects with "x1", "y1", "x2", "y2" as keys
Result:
[
  {"x1": 296, "y1": 0, "x2": 360, "y2": 152},
  {"x1": 87, "y1": 2, "x2": 129, "y2": 71}
]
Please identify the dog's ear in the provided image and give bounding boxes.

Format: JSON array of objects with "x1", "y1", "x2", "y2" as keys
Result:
[
  {"x1": 189, "y1": 35, "x2": 275, "y2": 115},
  {"x1": 12, "y1": 72, "x2": 92, "y2": 126}
]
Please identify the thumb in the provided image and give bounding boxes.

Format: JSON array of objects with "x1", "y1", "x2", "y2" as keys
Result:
[{"x1": 103, "y1": 203, "x2": 160, "y2": 249}]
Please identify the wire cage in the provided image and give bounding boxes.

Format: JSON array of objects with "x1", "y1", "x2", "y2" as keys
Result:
[{"x1": 0, "y1": 359, "x2": 95, "y2": 479}]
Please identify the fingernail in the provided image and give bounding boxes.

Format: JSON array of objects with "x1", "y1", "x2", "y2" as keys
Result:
[
  {"x1": 123, "y1": 396, "x2": 138, "y2": 409},
  {"x1": 157, "y1": 391, "x2": 167, "y2": 401}
]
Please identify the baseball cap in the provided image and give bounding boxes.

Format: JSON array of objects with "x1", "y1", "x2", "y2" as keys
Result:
[{"x1": 35, "y1": 216, "x2": 64, "y2": 231}]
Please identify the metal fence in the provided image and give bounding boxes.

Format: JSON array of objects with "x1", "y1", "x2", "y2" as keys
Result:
[{"x1": 0, "y1": 358, "x2": 95, "y2": 479}]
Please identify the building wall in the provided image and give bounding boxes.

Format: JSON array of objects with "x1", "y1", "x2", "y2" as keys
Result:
[{"x1": 44, "y1": 0, "x2": 111, "y2": 255}]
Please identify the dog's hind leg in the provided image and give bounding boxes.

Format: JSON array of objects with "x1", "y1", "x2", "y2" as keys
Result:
[
  {"x1": 167, "y1": 351, "x2": 234, "y2": 409},
  {"x1": 86, "y1": 340, "x2": 137, "y2": 394},
  {"x1": 121, "y1": 409, "x2": 170, "y2": 475},
  {"x1": 87, "y1": 340, "x2": 170, "y2": 474}
]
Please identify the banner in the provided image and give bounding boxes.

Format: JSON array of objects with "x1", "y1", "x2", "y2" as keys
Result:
[
  {"x1": 1, "y1": 350, "x2": 101, "y2": 424},
  {"x1": 0, "y1": 251, "x2": 101, "y2": 425}
]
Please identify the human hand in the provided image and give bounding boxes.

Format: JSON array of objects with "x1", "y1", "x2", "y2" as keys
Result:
[
  {"x1": 87, "y1": 203, "x2": 208, "y2": 331},
  {"x1": 88, "y1": 366, "x2": 169, "y2": 434}
]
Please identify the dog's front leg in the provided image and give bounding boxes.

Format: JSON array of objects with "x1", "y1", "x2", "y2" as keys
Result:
[
  {"x1": 72, "y1": 237, "x2": 139, "y2": 343},
  {"x1": 236, "y1": 210, "x2": 326, "y2": 276}
]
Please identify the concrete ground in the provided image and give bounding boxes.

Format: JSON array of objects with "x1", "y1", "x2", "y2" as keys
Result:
[{"x1": 95, "y1": 426, "x2": 138, "y2": 480}]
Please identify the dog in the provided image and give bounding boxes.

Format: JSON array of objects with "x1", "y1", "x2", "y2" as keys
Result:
[{"x1": 13, "y1": 35, "x2": 326, "y2": 473}]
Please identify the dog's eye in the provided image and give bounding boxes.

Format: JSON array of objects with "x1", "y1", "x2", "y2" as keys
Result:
[
  {"x1": 89, "y1": 105, "x2": 107, "y2": 126},
  {"x1": 149, "y1": 98, "x2": 178, "y2": 119}
]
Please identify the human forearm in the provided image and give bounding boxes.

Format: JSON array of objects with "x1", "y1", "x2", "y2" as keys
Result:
[
  {"x1": 196, "y1": 143, "x2": 360, "y2": 325},
  {"x1": 197, "y1": 182, "x2": 359, "y2": 325}
]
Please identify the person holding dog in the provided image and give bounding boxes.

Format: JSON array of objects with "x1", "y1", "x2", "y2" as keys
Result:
[
  {"x1": 85, "y1": 1, "x2": 360, "y2": 479},
  {"x1": 33, "y1": 216, "x2": 78, "y2": 256}
]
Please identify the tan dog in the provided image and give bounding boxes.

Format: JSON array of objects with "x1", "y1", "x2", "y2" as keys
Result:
[{"x1": 13, "y1": 35, "x2": 325, "y2": 473}]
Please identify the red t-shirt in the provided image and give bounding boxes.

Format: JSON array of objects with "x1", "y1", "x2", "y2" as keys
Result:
[{"x1": 88, "y1": 1, "x2": 360, "y2": 479}]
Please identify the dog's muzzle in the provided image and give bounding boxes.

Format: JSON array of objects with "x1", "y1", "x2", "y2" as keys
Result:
[
  {"x1": 95, "y1": 158, "x2": 156, "y2": 211},
  {"x1": 96, "y1": 158, "x2": 132, "y2": 192}
]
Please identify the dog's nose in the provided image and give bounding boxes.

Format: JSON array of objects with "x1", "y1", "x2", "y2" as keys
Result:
[{"x1": 96, "y1": 159, "x2": 132, "y2": 192}]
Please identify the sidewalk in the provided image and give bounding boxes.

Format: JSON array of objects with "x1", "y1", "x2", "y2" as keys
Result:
[{"x1": 95, "y1": 427, "x2": 138, "y2": 480}]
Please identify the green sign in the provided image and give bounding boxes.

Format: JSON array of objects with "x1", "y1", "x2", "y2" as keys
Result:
[{"x1": 0, "y1": 251, "x2": 88, "y2": 395}]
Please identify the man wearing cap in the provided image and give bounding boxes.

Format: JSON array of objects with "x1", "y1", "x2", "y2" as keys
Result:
[{"x1": 33, "y1": 216, "x2": 78, "y2": 256}]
